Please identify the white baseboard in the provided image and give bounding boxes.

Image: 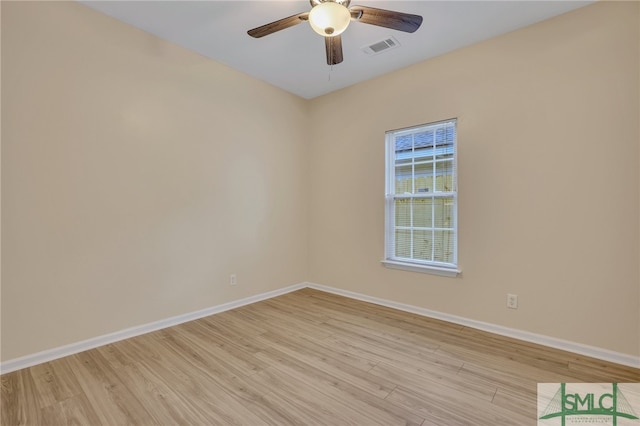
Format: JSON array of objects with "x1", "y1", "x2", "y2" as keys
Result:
[
  {"x1": 0, "y1": 282, "x2": 306, "y2": 374},
  {"x1": 2, "y1": 281, "x2": 638, "y2": 374},
  {"x1": 306, "y1": 282, "x2": 640, "y2": 369}
]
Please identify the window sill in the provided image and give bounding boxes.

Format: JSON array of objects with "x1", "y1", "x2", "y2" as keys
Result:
[{"x1": 381, "y1": 260, "x2": 461, "y2": 277}]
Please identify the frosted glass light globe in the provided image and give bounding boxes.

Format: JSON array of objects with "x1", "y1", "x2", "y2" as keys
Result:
[{"x1": 309, "y1": 2, "x2": 351, "y2": 36}]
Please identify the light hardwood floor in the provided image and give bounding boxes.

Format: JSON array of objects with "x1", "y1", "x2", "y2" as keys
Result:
[{"x1": 2, "y1": 288, "x2": 639, "y2": 425}]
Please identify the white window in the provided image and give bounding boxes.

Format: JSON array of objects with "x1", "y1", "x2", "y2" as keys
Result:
[{"x1": 384, "y1": 119, "x2": 459, "y2": 276}]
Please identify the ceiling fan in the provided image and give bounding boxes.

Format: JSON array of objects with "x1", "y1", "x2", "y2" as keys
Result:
[{"x1": 247, "y1": 0, "x2": 423, "y2": 65}]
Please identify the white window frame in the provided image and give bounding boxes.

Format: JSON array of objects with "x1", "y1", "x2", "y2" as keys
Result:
[{"x1": 382, "y1": 119, "x2": 460, "y2": 277}]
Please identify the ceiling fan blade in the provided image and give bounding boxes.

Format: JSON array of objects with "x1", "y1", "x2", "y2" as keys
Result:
[
  {"x1": 247, "y1": 12, "x2": 309, "y2": 38},
  {"x1": 325, "y1": 35, "x2": 344, "y2": 65},
  {"x1": 350, "y1": 6, "x2": 422, "y2": 33}
]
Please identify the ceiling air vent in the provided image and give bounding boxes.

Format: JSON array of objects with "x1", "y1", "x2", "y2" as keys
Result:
[{"x1": 362, "y1": 36, "x2": 400, "y2": 55}]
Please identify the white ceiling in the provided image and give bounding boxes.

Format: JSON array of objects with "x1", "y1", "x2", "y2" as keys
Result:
[{"x1": 80, "y1": 1, "x2": 593, "y2": 99}]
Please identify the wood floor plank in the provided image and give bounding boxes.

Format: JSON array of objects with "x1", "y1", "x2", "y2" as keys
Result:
[
  {"x1": 253, "y1": 331, "x2": 397, "y2": 397},
  {"x1": 39, "y1": 394, "x2": 102, "y2": 426},
  {"x1": 112, "y1": 361, "x2": 210, "y2": 425},
  {"x1": 6, "y1": 369, "x2": 45, "y2": 426},
  {"x1": 165, "y1": 325, "x2": 270, "y2": 377},
  {"x1": 256, "y1": 342, "x2": 396, "y2": 401},
  {"x1": 247, "y1": 300, "x2": 336, "y2": 340},
  {"x1": 387, "y1": 384, "x2": 532, "y2": 426},
  {"x1": 250, "y1": 341, "x2": 425, "y2": 425},
  {"x1": 254, "y1": 367, "x2": 368, "y2": 426},
  {"x1": 67, "y1": 349, "x2": 154, "y2": 425},
  {"x1": 322, "y1": 332, "x2": 441, "y2": 369},
  {"x1": 2, "y1": 288, "x2": 638, "y2": 425},
  {"x1": 370, "y1": 360, "x2": 497, "y2": 403},
  {"x1": 259, "y1": 295, "x2": 332, "y2": 324},
  {"x1": 567, "y1": 357, "x2": 640, "y2": 382},
  {"x1": 259, "y1": 362, "x2": 420, "y2": 426},
  {"x1": 455, "y1": 357, "x2": 575, "y2": 397},
  {"x1": 124, "y1": 337, "x2": 270, "y2": 425},
  {"x1": 491, "y1": 386, "x2": 538, "y2": 419},
  {"x1": 1, "y1": 370, "x2": 26, "y2": 426},
  {"x1": 26, "y1": 360, "x2": 79, "y2": 410},
  {"x1": 323, "y1": 314, "x2": 443, "y2": 353},
  {"x1": 254, "y1": 385, "x2": 339, "y2": 426},
  {"x1": 306, "y1": 290, "x2": 466, "y2": 335},
  {"x1": 266, "y1": 329, "x2": 380, "y2": 372}
]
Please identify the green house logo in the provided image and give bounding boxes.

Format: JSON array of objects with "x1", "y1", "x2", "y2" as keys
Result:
[{"x1": 538, "y1": 383, "x2": 640, "y2": 426}]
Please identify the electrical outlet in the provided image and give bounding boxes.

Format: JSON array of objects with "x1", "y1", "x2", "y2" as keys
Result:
[
  {"x1": 507, "y1": 293, "x2": 518, "y2": 309},
  {"x1": 230, "y1": 274, "x2": 236, "y2": 286}
]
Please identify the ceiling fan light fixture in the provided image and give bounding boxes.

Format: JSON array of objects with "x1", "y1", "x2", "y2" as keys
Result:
[{"x1": 309, "y1": 2, "x2": 351, "y2": 36}]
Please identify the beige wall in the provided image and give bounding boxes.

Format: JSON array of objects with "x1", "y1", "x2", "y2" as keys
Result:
[
  {"x1": 308, "y1": 1, "x2": 640, "y2": 357},
  {"x1": 2, "y1": 1, "x2": 639, "y2": 363},
  {"x1": 1, "y1": 1, "x2": 309, "y2": 361}
]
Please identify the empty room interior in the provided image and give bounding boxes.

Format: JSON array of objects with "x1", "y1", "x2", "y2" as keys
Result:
[{"x1": 2, "y1": 1, "x2": 640, "y2": 425}]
